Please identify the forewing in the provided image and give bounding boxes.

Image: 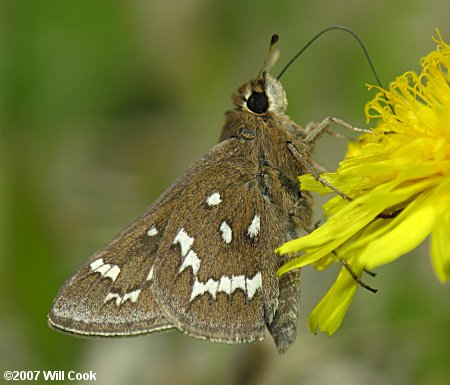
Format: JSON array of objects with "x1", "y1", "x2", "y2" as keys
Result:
[
  {"x1": 152, "y1": 139, "x2": 284, "y2": 344},
  {"x1": 48, "y1": 149, "x2": 208, "y2": 335}
]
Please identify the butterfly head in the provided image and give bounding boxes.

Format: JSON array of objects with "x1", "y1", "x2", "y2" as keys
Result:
[{"x1": 233, "y1": 71, "x2": 288, "y2": 116}]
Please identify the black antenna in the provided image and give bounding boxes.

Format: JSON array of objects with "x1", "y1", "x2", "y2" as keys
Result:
[{"x1": 277, "y1": 25, "x2": 394, "y2": 114}]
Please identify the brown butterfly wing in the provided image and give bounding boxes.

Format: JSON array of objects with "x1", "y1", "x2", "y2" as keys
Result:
[
  {"x1": 152, "y1": 138, "x2": 288, "y2": 345},
  {"x1": 49, "y1": 135, "x2": 298, "y2": 350},
  {"x1": 47, "y1": 137, "x2": 278, "y2": 338}
]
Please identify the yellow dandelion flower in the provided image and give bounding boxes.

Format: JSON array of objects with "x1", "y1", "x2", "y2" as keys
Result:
[{"x1": 277, "y1": 31, "x2": 450, "y2": 335}]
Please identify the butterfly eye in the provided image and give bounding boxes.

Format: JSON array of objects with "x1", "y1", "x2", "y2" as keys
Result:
[{"x1": 247, "y1": 92, "x2": 269, "y2": 114}]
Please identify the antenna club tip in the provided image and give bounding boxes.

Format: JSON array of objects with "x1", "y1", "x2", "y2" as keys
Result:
[{"x1": 271, "y1": 34, "x2": 279, "y2": 45}]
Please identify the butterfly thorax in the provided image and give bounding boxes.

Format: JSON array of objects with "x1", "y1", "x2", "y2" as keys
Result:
[{"x1": 220, "y1": 71, "x2": 314, "y2": 235}]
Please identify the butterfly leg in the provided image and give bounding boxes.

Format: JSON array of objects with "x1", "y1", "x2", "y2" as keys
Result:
[
  {"x1": 338, "y1": 256, "x2": 378, "y2": 293},
  {"x1": 303, "y1": 115, "x2": 371, "y2": 143},
  {"x1": 308, "y1": 221, "x2": 378, "y2": 293},
  {"x1": 286, "y1": 142, "x2": 351, "y2": 201}
]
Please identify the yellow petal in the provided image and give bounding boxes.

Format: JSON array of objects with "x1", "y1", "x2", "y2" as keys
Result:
[
  {"x1": 298, "y1": 174, "x2": 332, "y2": 193},
  {"x1": 362, "y1": 204, "x2": 435, "y2": 269},
  {"x1": 336, "y1": 218, "x2": 387, "y2": 257},
  {"x1": 430, "y1": 210, "x2": 450, "y2": 282},
  {"x1": 339, "y1": 189, "x2": 428, "y2": 256},
  {"x1": 277, "y1": 240, "x2": 342, "y2": 275},
  {"x1": 299, "y1": 173, "x2": 371, "y2": 195},
  {"x1": 313, "y1": 254, "x2": 337, "y2": 270},
  {"x1": 308, "y1": 265, "x2": 360, "y2": 335}
]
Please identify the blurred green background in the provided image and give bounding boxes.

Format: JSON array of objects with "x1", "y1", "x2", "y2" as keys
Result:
[{"x1": 1, "y1": 1, "x2": 449, "y2": 384}]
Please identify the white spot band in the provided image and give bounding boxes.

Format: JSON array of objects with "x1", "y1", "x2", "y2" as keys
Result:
[
  {"x1": 190, "y1": 272, "x2": 262, "y2": 301},
  {"x1": 173, "y1": 227, "x2": 262, "y2": 303}
]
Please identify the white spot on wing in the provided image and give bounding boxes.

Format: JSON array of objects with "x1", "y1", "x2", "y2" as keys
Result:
[
  {"x1": 205, "y1": 279, "x2": 219, "y2": 297},
  {"x1": 94, "y1": 264, "x2": 111, "y2": 276},
  {"x1": 218, "y1": 275, "x2": 232, "y2": 294},
  {"x1": 189, "y1": 272, "x2": 262, "y2": 301},
  {"x1": 122, "y1": 289, "x2": 141, "y2": 304},
  {"x1": 191, "y1": 279, "x2": 205, "y2": 300},
  {"x1": 173, "y1": 228, "x2": 194, "y2": 257},
  {"x1": 206, "y1": 192, "x2": 222, "y2": 206},
  {"x1": 104, "y1": 289, "x2": 141, "y2": 306},
  {"x1": 146, "y1": 265, "x2": 154, "y2": 281},
  {"x1": 179, "y1": 250, "x2": 201, "y2": 275},
  {"x1": 90, "y1": 259, "x2": 121, "y2": 282},
  {"x1": 103, "y1": 265, "x2": 121, "y2": 282},
  {"x1": 231, "y1": 275, "x2": 246, "y2": 292},
  {"x1": 172, "y1": 224, "x2": 262, "y2": 302},
  {"x1": 246, "y1": 272, "x2": 262, "y2": 299},
  {"x1": 147, "y1": 225, "x2": 158, "y2": 237},
  {"x1": 220, "y1": 221, "x2": 232, "y2": 244},
  {"x1": 90, "y1": 258, "x2": 104, "y2": 270},
  {"x1": 190, "y1": 278, "x2": 219, "y2": 301},
  {"x1": 104, "y1": 292, "x2": 121, "y2": 306},
  {"x1": 247, "y1": 214, "x2": 260, "y2": 238}
]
